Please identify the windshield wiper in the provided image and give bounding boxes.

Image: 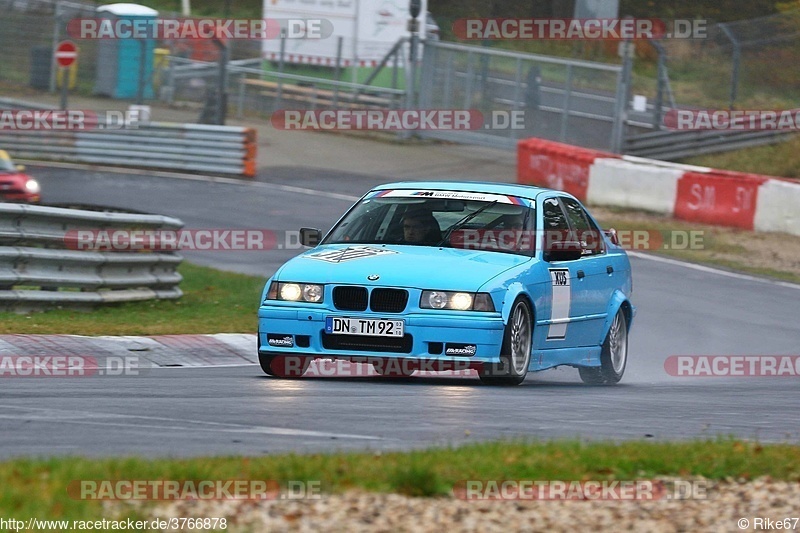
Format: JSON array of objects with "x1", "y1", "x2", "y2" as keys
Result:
[{"x1": 436, "y1": 200, "x2": 498, "y2": 247}]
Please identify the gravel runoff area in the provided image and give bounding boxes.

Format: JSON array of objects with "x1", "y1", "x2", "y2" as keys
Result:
[{"x1": 116, "y1": 478, "x2": 799, "y2": 532}]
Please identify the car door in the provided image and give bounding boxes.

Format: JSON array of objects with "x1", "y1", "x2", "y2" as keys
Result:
[
  {"x1": 532, "y1": 197, "x2": 580, "y2": 350},
  {"x1": 560, "y1": 197, "x2": 615, "y2": 345}
]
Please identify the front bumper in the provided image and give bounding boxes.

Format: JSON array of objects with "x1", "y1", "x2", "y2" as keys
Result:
[{"x1": 257, "y1": 305, "x2": 505, "y2": 363}]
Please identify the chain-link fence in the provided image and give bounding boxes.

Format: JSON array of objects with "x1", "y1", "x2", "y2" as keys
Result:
[
  {"x1": 1, "y1": 1, "x2": 95, "y2": 92},
  {"x1": 639, "y1": 10, "x2": 800, "y2": 112},
  {"x1": 0, "y1": 0, "x2": 261, "y2": 100},
  {"x1": 4, "y1": 1, "x2": 797, "y2": 153},
  {"x1": 417, "y1": 40, "x2": 626, "y2": 151}
]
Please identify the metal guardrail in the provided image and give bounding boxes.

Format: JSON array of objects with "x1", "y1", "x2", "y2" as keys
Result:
[
  {"x1": 0, "y1": 98, "x2": 257, "y2": 177},
  {"x1": 0, "y1": 123, "x2": 257, "y2": 177},
  {"x1": 0, "y1": 203, "x2": 183, "y2": 311},
  {"x1": 623, "y1": 128, "x2": 797, "y2": 160}
]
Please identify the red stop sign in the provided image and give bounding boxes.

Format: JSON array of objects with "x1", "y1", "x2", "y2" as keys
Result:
[{"x1": 55, "y1": 40, "x2": 78, "y2": 68}]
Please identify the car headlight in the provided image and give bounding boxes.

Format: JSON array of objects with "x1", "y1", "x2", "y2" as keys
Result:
[
  {"x1": 420, "y1": 291, "x2": 495, "y2": 312},
  {"x1": 24, "y1": 179, "x2": 40, "y2": 194},
  {"x1": 266, "y1": 282, "x2": 324, "y2": 303}
]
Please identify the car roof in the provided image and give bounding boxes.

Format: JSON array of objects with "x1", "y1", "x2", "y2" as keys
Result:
[{"x1": 371, "y1": 181, "x2": 557, "y2": 201}]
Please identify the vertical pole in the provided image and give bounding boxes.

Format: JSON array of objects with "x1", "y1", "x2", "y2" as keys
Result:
[
  {"x1": 276, "y1": 34, "x2": 285, "y2": 109},
  {"x1": 464, "y1": 50, "x2": 475, "y2": 111},
  {"x1": 402, "y1": 16, "x2": 419, "y2": 139},
  {"x1": 237, "y1": 74, "x2": 245, "y2": 119},
  {"x1": 166, "y1": 58, "x2": 175, "y2": 104},
  {"x1": 510, "y1": 57, "x2": 522, "y2": 140},
  {"x1": 442, "y1": 50, "x2": 453, "y2": 109},
  {"x1": 559, "y1": 64, "x2": 573, "y2": 142},
  {"x1": 653, "y1": 40, "x2": 665, "y2": 129},
  {"x1": 406, "y1": 32, "x2": 418, "y2": 110},
  {"x1": 611, "y1": 41, "x2": 633, "y2": 153},
  {"x1": 392, "y1": 45, "x2": 399, "y2": 94},
  {"x1": 59, "y1": 67, "x2": 68, "y2": 110},
  {"x1": 730, "y1": 43, "x2": 741, "y2": 110},
  {"x1": 137, "y1": 39, "x2": 146, "y2": 105},
  {"x1": 217, "y1": 40, "x2": 228, "y2": 124},
  {"x1": 718, "y1": 23, "x2": 740, "y2": 110},
  {"x1": 50, "y1": 2, "x2": 61, "y2": 93},
  {"x1": 333, "y1": 36, "x2": 343, "y2": 107}
]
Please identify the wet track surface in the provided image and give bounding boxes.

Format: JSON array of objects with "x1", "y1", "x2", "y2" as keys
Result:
[{"x1": 1, "y1": 165, "x2": 798, "y2": 457}]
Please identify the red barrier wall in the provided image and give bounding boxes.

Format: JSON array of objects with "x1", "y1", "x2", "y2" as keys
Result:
[
  {"x1": 517, "y1": 138, "x2": 619, "y2": 201},
  {"x1": 674, "y1": 171, "x2": 768, "y2": 230}
]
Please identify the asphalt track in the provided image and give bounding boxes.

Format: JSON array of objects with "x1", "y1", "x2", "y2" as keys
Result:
[{"x1": 1, "y1": 165, "x2": 798, "y2": 458}]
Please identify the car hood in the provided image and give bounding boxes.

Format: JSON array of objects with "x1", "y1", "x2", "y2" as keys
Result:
[{"x1": 275, "y1": 244, "x2": 531, "y2": 291}]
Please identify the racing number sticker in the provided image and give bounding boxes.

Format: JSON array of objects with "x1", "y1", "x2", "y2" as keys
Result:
[{"x1": 547, "y1": 268, "x2": 571, "y2": 340}]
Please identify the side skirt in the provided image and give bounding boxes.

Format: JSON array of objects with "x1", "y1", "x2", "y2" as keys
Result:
[{"x1": 529, "y1": 345, "x2": 602, "y2": 372}]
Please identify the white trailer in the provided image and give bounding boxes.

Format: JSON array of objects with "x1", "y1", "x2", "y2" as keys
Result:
[{"x1": 262, "y1": 0, "x2": 429, "y2": 69}]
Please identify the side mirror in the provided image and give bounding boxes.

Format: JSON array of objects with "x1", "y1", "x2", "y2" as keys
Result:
[
  {"x1": 299, "y1": 227, "x2": 321, "y2": 247},
  {"x1": 604, "y1": 228, "x2": 619, "y2": 245},
  {"x1": 15, "y1": 165, "x2": 25, "y2": 172},
  {"x1": 545, "y1": 240, "x2": 583, "y2": 262}
]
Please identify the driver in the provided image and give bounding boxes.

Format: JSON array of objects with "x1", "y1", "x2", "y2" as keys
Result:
[{"x1": 401, "y1": 211, "x2": 441, "y2": 244}]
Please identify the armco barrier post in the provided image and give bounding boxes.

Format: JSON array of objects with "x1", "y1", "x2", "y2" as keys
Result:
[{"x1": 242, "y1": 128, "x2": 257, "y2": 178}]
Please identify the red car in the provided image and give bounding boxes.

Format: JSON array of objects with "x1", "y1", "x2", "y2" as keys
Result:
[{"x1": 0, "y1": 150, "x2": 40, "y2": 203}]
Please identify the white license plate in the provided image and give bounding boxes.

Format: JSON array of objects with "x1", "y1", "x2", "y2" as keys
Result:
[{"x1": 325, "y1": 317, "x2": 404, "y2": 337}]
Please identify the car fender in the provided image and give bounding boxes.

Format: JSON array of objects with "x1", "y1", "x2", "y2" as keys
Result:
[
  {"x1": 598, "y1": 289, "x2": 634, "y2": 344},
  {"x1": 500, "y1": 282, "x2": 532, "y2": 326}
]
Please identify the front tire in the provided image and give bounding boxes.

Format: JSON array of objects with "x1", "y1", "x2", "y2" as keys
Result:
[
  {"x1": 479, "y1": 298, "x2": 532, "y2": 386},
  {"x1": 579, "y1": 308, "x2": 628, "y2": 385}
]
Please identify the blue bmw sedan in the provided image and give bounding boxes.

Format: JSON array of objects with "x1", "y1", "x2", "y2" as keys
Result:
[{"x1": 257, "y1": 181, "x2": 634, "y2": 385}]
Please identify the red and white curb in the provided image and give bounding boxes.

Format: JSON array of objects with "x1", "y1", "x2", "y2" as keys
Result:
[{"x1": 0, "y1": 334, "x2": 257, "y2": 368}]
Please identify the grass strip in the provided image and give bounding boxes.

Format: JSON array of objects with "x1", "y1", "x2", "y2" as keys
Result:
[{"x1": 0, "y1": 439, "x2": 798, "y2": 519}]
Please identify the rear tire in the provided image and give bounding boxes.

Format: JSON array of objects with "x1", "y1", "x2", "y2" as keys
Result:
[
  {"x1": 579, "y1": 308, "x2": 628, "y2": 385},
  {"x1": 259, "y1": 354, "x2": 311, "y2": 378},
  {"x1": 479, "y1": 298, "x2": 532, "y2": 386}
]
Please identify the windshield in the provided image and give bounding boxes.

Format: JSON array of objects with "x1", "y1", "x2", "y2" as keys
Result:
[{"x1": 323, "y1": 190, "x2": 536, "y2": 255}]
